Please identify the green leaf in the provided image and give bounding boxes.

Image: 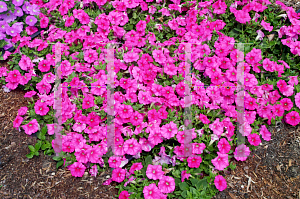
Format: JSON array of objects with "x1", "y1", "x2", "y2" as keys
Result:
[
  {"x1": 35, "y1": 142, "x2": 42, "y2": 151},
  {"x1": 56, "y1": 160, "x2": 64, "y2": 169},
  {"x1": 26, "y1": 153, "x2": 34, "y2": 159},
  {"x1": 179, "y1": 182, "x2": 189, "y2": 191},
  {"x1": 181, "y1": 190, "x2": 188, "y2": 197},
  {"x1": 53, "y1": 156, "x2": 62, "y2": 161},
  {"x1": 144, "y1": 155, "x2": 152, "y2": 166},
  {"x1": 28, "y1": 145, "x2": 35, "y2": 152}
]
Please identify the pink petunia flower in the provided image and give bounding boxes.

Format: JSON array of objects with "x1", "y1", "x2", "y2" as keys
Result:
[
  {"x1": 22, "y1": 119, "x2": 39, "y2": 135},
  {"x1": 260, "y1": 125, "x2": 272, "y2": 141},
  {"x1": 119, "y1": 190, "x2": 130, "y2": 199},
  {"x1": 69, "y1": 162, "x2": 86, "y2": 177},
  {"x1": 217, "y1": 138, "x2": 231, "y2": 154},
  {"x1": 214, "y1": 175, "x2": 227, "y2": 191},
  {"x1": 158, "y1": 176, "x2": 175, "y2": 193},
  {"x1": 211, "y1": 152, "x2": 229, "y2": 170},
  {"x1": 261, "y1": 20, "x2": 273, "y2": 32},
  {"x1": 192, "y1": 143, "x2": 206, "y2": 154},
  {"x1": 34, "y1": 101, "x2": 49, "y2": 116},
  {"x1": 123, "y1": 52, "x2": 140, "y2": 63},
  {"x1": 161, "y1": 121, "x2": 178, "y2": 139},
  {"x1": 129, "y1": 162, "x2": 143, "y2": 174},
  {"x1": 181, "y1": 170, "x2": 191, "y2": 182},
  {"x1": 13, "y1": 115, "x2": 23, "y2": 128},
  {"x1": 295, "y1": 93, "x2": 300, "y2": 109},
  {"x1": 146, "y1": 164, "x2": 165, "y2": 180},
  {"x1": 143, "y1": 183, "x2": 161, "y2": 199},
  {"x1": 111, "y1": 167, "x2": 126, "y2": 182},
  {"x1": 123, "y1": 138, "x2": 141, "y2": 155},
  {"x1": 285, "y1": 111, "x2": 300, "y2": 126},
  {"x1": 89, "y1": 165, "x2": 98, "y2": 177},
  {"x1": 153, "y1": 50, "x2": 166, "y2": 64},
  {"x1": 248, "y1": 133, "x2": 261, "y2": 146},
  {"x1": 234, "y1": 144, "x2": 251, "y2": 161},
  {"x1": 187, "y1": 156, "x2": 202, "y2": 168}
]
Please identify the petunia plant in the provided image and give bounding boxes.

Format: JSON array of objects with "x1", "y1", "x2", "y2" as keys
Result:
[{"x1": 0, "y1": 0, "x2": 300, "y2": 199}]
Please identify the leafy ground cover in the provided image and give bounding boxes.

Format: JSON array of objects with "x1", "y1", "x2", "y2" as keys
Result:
[{"x1": 0, "y1": 0, "x2": 300, "y2": 198}]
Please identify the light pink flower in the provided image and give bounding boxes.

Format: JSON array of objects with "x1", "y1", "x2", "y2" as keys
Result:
[{"x1": 234, "y1": 144, "x2": 251, "y2": 161}]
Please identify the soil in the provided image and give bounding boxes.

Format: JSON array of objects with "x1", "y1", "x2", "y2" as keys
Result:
[
  {"x1": 214, "y1": 123, "x2": 300, "y2": 199},
  {"x1": 1, "y1": 1, "x2": 300, "y2": 198}
]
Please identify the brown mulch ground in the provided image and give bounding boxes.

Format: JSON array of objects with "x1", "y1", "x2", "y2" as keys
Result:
[
  {"x1": 1, "y1": 2, "x2": 300, "y2": 198},
  {"x1": 214, "y1": 123, "x2": 300, "y2": 199}
]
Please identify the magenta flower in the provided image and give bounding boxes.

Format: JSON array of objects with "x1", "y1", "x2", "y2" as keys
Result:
[
  {"x1": 146, "y1": 164, "x2": 165, "y2": 180},
  {"x1": 143, "y1": 183, "x2": 161, "y2": 199},
  {"x1": 187, "y1": 156, "x2": 202, "y2": 168},
  {"x1": 112, "y1": 168, "x2": 126, "y2": 183},
  {"x1": 161, "y1": 121, "x2": 177, "y2": 139},
  {"x1": 248, "y1": 133, "x2": 261, "y2": 146},
  {"x1": 25, "y1": 16, "x2": 37, "y2": 26},
  {"x1": 211, "y1": 152, "x2": 229, "y2": 170},
  {"x1": 82, "y1": 95, "x2": 95, "y2": 109},
  {"x1": 234, "y1": 144, "x2": 251, "y2": 161},
  {"x1": 89, "y1": 165, "x2": 98, "y2": 177},
  {"x1": 123, "y1": 138, "x2": 141, "y2": 155},
  {"x1": 217, "y1": 138, "x2": 231, "y2": 154},
  {"x1": 129, "y1": 162, "x2": 143, "y2": 174},
  {"x1": 117, "y1": 104, "x2": 133, "y2": 119},
  {"x1": 285, "y1": 111, "x2": 300, "y2": 126},
  {"x1": 84, "y1": 49, "x2": 98, "y2": 63},
  {"x1": 214, "y1": 175, "x2": 227, "y2": 191},
  {"x1": 13, "y1": 115, "x2": 23, "y2": 128},
  {"x1": 0, "y1": 2, "x2": 7, "y2": 12},
  {"x1": 192, "y1": 143, "x2": 206, "y2": 154},
  {"x1": 69, "y1": 162, "x2": 86, "y2": 177},
  {"x1": 119, "y1": 190, "x2": 130, "y2": 199},
  {"x1": 295, "y1": 93, "x2": 300, "y2": 109},
  {"x1": 34, "y1": 101, "x2": 49, "y2": 116},
  {"x1": 123, "y1": 52, "x2": 139, "y2": 63},
  {"x1": 158, "y1": 176, "x2": 175, "y2": 193},
  {"x1": 261, "y1": 20, "x2": 273, "y2": 32},
  {"x1": 260, "y1": 125, "x2": 272, "y2": 141},
  {"x1": 21, "y1": 119, "x2": 39, "y2": 135},
  {"x1": 18, "y1": 107, "x2": 28, "y2": 116},
  {"x1": 181, "y1": 170, "x2": 191, "y2": 182},
  {"x1": 153, "y1": 50, "x2": 166, "y2": 64},
  {"x1": 24, "y1": 90, "x2": 37, "y2": 98}
]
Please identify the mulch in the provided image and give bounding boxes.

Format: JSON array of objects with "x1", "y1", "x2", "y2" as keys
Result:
[{"x1": 1, "y1": 2, "x2": 300, "y2": 197}]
